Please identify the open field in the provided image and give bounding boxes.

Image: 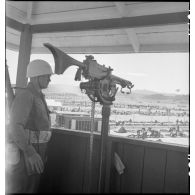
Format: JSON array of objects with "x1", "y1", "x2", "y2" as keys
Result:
[
  {"x1": 45, "y1": 86, "x2": 189, "y2": 147},
  {"x1": 110, "y1": 129, "x2": 189, "y2": 146}
]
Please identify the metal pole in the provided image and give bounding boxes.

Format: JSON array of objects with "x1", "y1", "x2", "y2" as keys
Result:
[
  {"x1": 98, "y1": 104, "x2": 111, "y2": 193},
  {"x1": 87, "y1": 101, "x2": 95, "y2": 193}
]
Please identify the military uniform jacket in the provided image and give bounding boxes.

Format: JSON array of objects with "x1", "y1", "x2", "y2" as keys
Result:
[{"x1": 8, "y1": 82, "x2": 51, "y2": 158}]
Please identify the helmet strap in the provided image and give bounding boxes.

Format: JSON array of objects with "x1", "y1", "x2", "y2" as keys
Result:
[
  {"x1": 29, "y1": 77, "x2": 42, "y2": 92},
  {"x1": 37, "y1": 76, "x2": 42, "y2": 89}
]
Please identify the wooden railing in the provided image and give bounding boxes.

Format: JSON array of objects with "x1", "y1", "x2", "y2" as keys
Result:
[{"x1": 39, "y1": 128, "x2": 189, "y2": 193}]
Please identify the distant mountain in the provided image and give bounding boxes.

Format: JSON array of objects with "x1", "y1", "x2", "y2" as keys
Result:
[
  {"x1": 43, "y1": 84, "x2": 189, "y2": 104},
  {"x1": 132, "y1": 89, "x2": 157, "y2": 95},
  {"x1": 44, "y1": 84, "x2": 81, "y2": 95},
  {"x1": 115, "y1": 89, "x2": 189, "y2": 104},
  {"x1": 144, "y1": 94, "x2": 169, "y2": 100},
  {"x1": 144, "y1": 93, "x2": 189, "y2": 103},
  {"x1": 45, "y1": 84, "x2": 186, "y2": 95}
]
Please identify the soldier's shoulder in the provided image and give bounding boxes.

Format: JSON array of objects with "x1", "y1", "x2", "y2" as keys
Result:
[{"x1": 15, "y1": 88, "x2": 34, "y2": 100}]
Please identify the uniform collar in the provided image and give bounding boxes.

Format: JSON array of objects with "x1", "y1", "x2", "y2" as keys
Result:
[{"x1": 27, "y1": 82, "x2": 44, "y2": 98}]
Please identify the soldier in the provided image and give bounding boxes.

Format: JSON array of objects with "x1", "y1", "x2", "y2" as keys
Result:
[{"x1": 6, "y1": 60, "x2": 53, "y2": 193}]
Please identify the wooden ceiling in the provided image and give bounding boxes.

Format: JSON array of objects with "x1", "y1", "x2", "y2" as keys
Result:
[{"x1": 6, "y1": 1, "x2": 189, "y2": 54}]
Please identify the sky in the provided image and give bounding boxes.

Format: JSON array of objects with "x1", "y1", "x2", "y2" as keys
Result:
[{"x1": 6, "y1": 49, "x2": 189, "y2": 95}]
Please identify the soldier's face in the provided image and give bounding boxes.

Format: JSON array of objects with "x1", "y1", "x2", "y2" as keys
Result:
[{"x1": 38, "y1": 74, "x2": 51, "y2": 89}]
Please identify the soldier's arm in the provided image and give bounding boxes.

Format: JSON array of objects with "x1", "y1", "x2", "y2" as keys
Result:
[{"x1": 9, "y1": 91, "x2": 36, "y2": 158}]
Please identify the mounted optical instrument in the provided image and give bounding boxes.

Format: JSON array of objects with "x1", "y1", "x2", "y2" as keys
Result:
[{"x1": 44, "y1": 43, "x2": 134, "y2": 105}]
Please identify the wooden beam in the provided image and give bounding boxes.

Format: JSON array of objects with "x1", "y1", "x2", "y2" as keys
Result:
[
  {"x1": 6, "y1": 17, "x2": 24, "y2": 32},
  {"x1": 15, "y1": 24, "x2": 32, "y2": 91},
  {"x1": 114, "y1": 2, "x2": 127, "y2": 17},
  {"x1": 6, "y1": 42, "x2": 19, "y2": 51},
  {"x1": 114, "y1": 2, "x2": 140, "y2": 52},
  {"x1": 30, "y1": 43, "x2": 189, "y2": 54},
  {"x1": 125, "y1": 29, "x2": 140, "y2": 52},
  {"x1": 26, "y1": 1, "x2": 33, "y2": 24},
  {"x1": 31, "y1": 12, "x2": 189, "y2": 34}
]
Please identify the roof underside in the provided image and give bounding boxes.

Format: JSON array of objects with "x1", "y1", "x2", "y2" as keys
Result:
[{"x1": 6, "y1": 1, "x2": 189, "y2": 54}]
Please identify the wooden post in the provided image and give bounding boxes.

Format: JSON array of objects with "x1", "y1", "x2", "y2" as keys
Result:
[
  {"x1": 15, "y1": 24, "x2": 32, "y2": 94},
  {"x1": 98, "y1": 104, "x2": 111, "y2": 193}
]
